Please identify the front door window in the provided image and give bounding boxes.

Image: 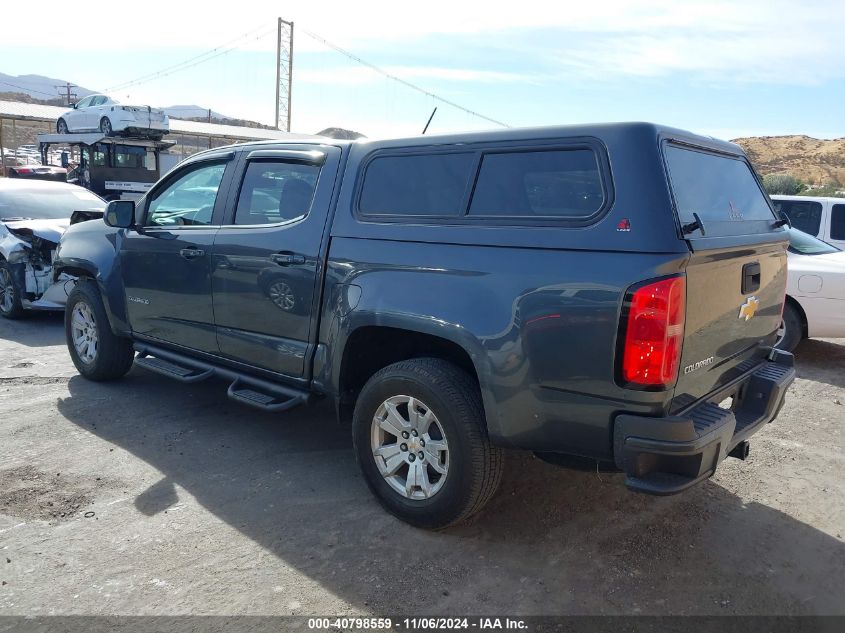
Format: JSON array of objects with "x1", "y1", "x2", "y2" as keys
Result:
[{"x1": 146, "y1": 162, "x2": 226, "y2": 227}]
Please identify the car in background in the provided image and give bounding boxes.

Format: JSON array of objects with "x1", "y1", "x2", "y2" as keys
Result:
[
  {"x1": 0, "y1": 180, "x2": 105, "y2": 319},
  {"x1": 14, "y1": 144, "x2": 40, "y2": 159},
  {"x1": 56, "y1": 95, "x2": 169, "y2": 139},
  {"x1": 776, "y1": 228, "x2": 845, "y2": 351},
  {"x1": 771, "y1": 195, "x2": 845, "y2": 250},
  {"x1": 6, "y1": 161, "x2": 67, "y2": 182}
]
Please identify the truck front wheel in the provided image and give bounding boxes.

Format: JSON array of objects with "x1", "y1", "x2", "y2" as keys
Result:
[
  {"x1": 65, "y1": 281, "x2": 134, "y2": 381},
  {"x1": 352, "y1": 358, "x2": 503, "y2": 529}
]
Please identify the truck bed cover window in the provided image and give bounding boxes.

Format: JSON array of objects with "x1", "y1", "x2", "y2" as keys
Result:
[
  {"x1": 359, "y1": 153, "x2": 474, "y2": 216},
  {"x1": 665, "y1": 143, "x2": 776, "y2": 237},
  {"x1": 468, "y1": 148, "x2": 603, "y2": 218},
  {"x1": 771, "y1": 199, "x2": 823, "y2": 236}
]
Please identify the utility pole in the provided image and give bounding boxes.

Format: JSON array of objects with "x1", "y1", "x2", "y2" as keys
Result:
[
  {"x1": 275, "y1": 18, "x2": 294, "y2": 132},
  {"x1": 55, "y1": 82, "x2": 77, "y2": 106}
]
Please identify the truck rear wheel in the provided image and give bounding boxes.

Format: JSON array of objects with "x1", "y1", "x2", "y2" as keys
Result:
[
  {"x1": 352, "y1": 358, "x2": 503, "y2": 529},
  {"x1": 65, "y1": 281, "x2": 134, "y2": 381}
]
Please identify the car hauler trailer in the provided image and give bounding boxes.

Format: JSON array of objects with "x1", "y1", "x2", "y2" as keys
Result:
[{"x1": 37, "y1": 133, "x2": 176, "y2": 201}]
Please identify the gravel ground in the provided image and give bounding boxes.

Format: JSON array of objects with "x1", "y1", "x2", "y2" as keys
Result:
[{"x1": 0, "y1": 313, "x2": 843, "y2": 617}]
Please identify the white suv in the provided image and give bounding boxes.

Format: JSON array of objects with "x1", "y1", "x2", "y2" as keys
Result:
[{"x1": 770, "y1": 195, "x2": 845, "y2": 249}]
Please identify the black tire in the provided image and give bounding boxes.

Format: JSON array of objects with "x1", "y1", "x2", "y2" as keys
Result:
[
  {"x1": 776, "y1": 300, "x2": 804, "y2": 353},
  {"x1": 352, "y1": 358, "x2": 503, "y2": 529},
  {"x1": 100, "y1": 117, "x2": 113, "y2": 136},
  {"x1": 56, "y1": 118, "x2": 69, "y2": 134},
  {"x1": 65, "y1": 281, "x2": 134, "y2": 381},
  {"x1": 0, "y1": 260, "x2": 26, "y2": 319}
]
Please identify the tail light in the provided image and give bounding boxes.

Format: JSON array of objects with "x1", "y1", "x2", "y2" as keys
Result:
[
  {"x1": 14, "y1": 167, "x2": 32, "y2": 174},
  {"x1": 620, "y1": 276, "x2": 686, "y2": 388}
]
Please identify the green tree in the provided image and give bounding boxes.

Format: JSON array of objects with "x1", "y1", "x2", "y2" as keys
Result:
[{"x1": 762, "y1": 174, "x2": 805, "y2": 195}]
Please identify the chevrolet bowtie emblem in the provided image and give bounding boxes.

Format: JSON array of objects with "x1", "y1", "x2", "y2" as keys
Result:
[{"x1": 739, "y1": 296, "x2": 760, "y2": 321}]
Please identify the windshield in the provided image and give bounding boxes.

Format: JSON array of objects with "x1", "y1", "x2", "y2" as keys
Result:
[
  {"x1": 0, "y1": 186, "x2": 105, "y2": 221},
  {"x1": 787, "y1": 227, "x2": 841, "y2": 255}
]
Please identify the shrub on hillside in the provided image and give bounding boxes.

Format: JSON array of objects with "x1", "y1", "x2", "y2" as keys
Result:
[{"x1": 762, "y1": 174, "x2": 806, "y2": 195}]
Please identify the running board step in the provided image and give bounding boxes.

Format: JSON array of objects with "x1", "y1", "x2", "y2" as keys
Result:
[
  {"x1": 132, "y1": 343, "x2": 311, "y2": 413},
  {"x1": 227, "y1": 380, "x2": 306, "y2": 412},
  {"x1": 134, "y1": 354, "x2": 214, "y2": 383}
]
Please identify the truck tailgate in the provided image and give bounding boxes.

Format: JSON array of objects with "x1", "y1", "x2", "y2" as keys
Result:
[
  {"x1": 662, "y1": 141, "x2": 789, "y2": 411},
  {"x1": 672, "y1": 240, "x2": 787, "y2": 410}
]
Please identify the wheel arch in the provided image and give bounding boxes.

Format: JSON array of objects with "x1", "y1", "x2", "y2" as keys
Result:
[
  {"x1": 58, "y1": 263, "x2": 126, "y2": 337},
  {"x1": 335, "y1": 324, "x2": 489, "y2": 430},
  {"x1": 785, "y1": 294, "x2": 809, "y2": 339}
]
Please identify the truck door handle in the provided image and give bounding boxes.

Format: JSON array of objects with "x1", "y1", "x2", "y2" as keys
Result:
[
  {"x1": 742, "y1": 261, "x2": 761, "y2": 294},
  {"x1": 271, "y1": 252, "x2": 305, "y2": 266},
  {"x1": 179, "y1": 247, "x2": 205, "y2": 259}
]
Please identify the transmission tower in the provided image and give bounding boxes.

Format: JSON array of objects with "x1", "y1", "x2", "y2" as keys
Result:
[{"x1": 275, "y1": 18, "x2": 294, "y2": 132}]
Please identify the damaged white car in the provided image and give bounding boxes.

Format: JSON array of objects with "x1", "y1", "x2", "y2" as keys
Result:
[{"x1": 0, "y1": 180, "x2": 105, "y2": 318}]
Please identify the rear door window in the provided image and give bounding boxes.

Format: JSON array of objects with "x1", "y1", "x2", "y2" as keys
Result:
[
  {"x1": 771, "y1": 199, "x2": 823, "y2": 236},
  {"x1": 468, "y1": 149, "x2": 603, "y2": 218},
  {"x1": 664, "y1": 144, "x2": 776, "y2": 237},
  {"x1": 234, "y1": 160, "x2": 320, "y2": 225},
  {"x1": 831, "y1": 204, "x2": 845, "y2": 240}
]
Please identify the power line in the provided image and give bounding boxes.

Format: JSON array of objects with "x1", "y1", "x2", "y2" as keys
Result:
[
  {"x1": 106, "y1": 24, "x2": 276, "y2": 93},
  {"x1": 90, "y1": 20, "x2": 507, "y2": 131},
  {"x1": 300, "y1": 28, "x2": 510, "y2": 129},
  {"x1": 0, "y1": 80, "x2": 58, "y2": 98}
]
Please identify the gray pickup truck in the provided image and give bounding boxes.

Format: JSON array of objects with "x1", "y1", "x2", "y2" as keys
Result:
[{"x1": 53, "y1": 123, "x2": 795, "y2": 528}]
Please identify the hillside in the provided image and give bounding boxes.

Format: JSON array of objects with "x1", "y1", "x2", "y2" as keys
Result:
[
  {"x1": 0, "y1": 72, "x2": 96, "y2": 101},
  {"x1": 732, "y1": 135, "x2": 845, "y2": 187}
]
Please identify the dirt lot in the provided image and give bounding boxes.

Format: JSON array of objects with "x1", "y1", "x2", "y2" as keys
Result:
[{"x1": 0, "y1": 313, "x2": 843, "y2": 617}]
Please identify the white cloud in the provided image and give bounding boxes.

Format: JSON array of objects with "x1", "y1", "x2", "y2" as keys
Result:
[
  {"x1": 4, "y1": 0, "x2": 843, "y2": 135},
  {"x1": 296, "y1": 66, "x2": 530, "y2": 86},
  {"x1": 3, "y1": 0, "x2": 842, "y2": 86}
]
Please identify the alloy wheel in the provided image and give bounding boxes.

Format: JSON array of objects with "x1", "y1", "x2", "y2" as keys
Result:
[
  {"x1": 370, "y1": 395, "x2": 449, "y2": 500},
  {"x1": 0, "y1": 268, "x2": 14, "y2": 313},
  {"x1": 71, "y1": 302, "x2": 99, "y2": 364}
]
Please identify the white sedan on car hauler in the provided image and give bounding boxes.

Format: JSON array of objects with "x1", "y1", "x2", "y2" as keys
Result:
[
  {"x1": 56, "y1": 95, "x2": 169, "y2": 138},
  {"x1": 777, "y1": 228, "x2": 845, "y2": 351}
]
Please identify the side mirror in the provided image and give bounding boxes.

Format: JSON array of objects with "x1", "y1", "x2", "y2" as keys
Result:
[{"x1": 104, "y1": 200, "x2": 135, "y2": 228}]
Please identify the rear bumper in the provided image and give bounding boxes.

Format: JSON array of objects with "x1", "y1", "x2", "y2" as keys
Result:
[{"x1": 613, "y1": 349, "x2": 795, "y2": 495}]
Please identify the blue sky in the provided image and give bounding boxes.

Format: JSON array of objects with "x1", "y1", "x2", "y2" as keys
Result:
[{"x1": 2, "y1": 0, "x2": 843, "y2": 139}]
